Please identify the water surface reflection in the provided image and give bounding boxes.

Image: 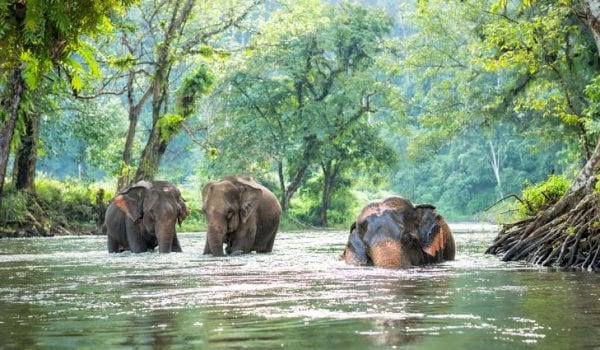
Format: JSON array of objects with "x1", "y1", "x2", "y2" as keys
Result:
[{"x1": 1, "y1": 230, "x2": 600, "y2": 349}]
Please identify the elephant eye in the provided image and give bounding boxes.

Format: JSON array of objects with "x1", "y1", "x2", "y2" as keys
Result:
[{"x1": 226, "y1": 209, "x2": 234, "y2": 220}]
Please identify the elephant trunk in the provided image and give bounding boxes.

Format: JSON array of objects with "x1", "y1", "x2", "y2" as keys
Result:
[
  {"x1": 156, "y1": 220, "x2": 176, "y2": 253},
  {"x1": 370, "y1": 239, "x2": 410, "y2": 268},
  {"x1": 207, "y1": 225, "x2": 225, "y2": 256}
]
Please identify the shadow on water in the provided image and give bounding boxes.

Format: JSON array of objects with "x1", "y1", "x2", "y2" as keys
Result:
[{"x1": 0, "y1": 229, "x2": 600, "y2": 349}]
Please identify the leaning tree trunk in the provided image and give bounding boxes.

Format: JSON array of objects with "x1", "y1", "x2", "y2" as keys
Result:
[
  {"x1": 134, "y1": 120, "x2": 169, "y2": 181},
  {"x1": 486, "y1": 0, "x2": 600, "y2": 270},
  {"x1": 12, "y1": 112, "x2": 40, "y2": 192},
  {"x1": 117, "y1": 70, "x2": 151, "y2": 191}
]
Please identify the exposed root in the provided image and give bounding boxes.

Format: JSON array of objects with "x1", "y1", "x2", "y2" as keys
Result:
[{"x1": 487, "y1": 191, "x2": 600, "y2": 270}]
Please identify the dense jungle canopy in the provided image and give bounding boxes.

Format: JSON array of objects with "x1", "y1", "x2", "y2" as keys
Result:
[{"x1": 2, "y1": 0, "x2": 600, "y2": 268}]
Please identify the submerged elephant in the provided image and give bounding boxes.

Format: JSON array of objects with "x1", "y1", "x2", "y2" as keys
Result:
[
  {"x1": 341, "y1": 196, "x2": 455, "y2": 268},
  {"x1": 202, "y1": 176, "x2": 281, "y2": 256},
  {"x1": 105, "y1": 180, "x2": 189, "y2": 253}
]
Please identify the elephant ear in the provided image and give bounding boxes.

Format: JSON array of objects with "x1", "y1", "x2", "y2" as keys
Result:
[
  {"x1": 239, "y1": 184, "x2": 262, "y2": 224},
  {"x1": 159, "y1": 183, "x2": 189, "y2": 225},
  {"x1": 177, "y1": 197, "x2": 189, "y2": 226},
  {"x1": 202, "y1": 181, "x2": 216, "y2": 208},
  {"x1": 415, "y1": 204, "x2": 447, "y2": 257},
  {"x1": 113, "y1": 185, "x2": 149, "y2": 222}
]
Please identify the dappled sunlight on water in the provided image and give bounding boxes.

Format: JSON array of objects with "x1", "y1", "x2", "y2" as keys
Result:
[{"x1": 1, "y1": 229, "x2": 600, "y2": 349}]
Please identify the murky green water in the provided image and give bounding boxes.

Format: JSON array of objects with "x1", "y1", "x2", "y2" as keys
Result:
[{"x1": 1, "y1": 229, "x2": 600, "y2": 349}]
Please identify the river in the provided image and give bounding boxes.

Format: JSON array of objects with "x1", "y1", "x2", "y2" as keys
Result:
[{"x1": 1, "y1": 228, "x2": 600, "y2": 349}]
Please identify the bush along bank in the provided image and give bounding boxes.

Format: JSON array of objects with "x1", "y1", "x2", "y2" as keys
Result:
[{"x1": 0, "y1": 178, "x2": 111, "y2": 238}]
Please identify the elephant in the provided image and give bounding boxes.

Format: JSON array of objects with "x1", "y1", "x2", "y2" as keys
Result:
[
  {"x1": 105, "y1": 180, "x2": 189, "y2": 253},
  {"x1": 202, "y1": 176, "x2": 281, "y2": 256},
  {"x1": 341, "y1": 196, "x2": 455, "y2": 268}
]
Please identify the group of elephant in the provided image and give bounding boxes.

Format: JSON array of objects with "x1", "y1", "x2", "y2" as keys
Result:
[{"x1": 105, "y1": 176, "x2": 455, "y2": 268}]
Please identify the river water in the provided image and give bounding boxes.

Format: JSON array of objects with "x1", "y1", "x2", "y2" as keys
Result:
[{"x1": 1, "y1": 228, "x2": 600, "y2": 349}]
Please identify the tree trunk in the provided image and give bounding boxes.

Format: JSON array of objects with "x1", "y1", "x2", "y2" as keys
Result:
[
  {"x1": 132, "y1": 0, "x2": 195, "y2": 182},
  {"x1": 486, "y1": 0, "x2": 600, "y2": 269},
  {"x1": 117, "y1": 70, "x2": 151, "y2": 190},
  {"x1": 281, "y1": 162, "x2": 309, "y2": 212},
  {"x1": 12, "y1": 111, "x2": 40, "y2": 192},
  {"x1": 278, "y1": 136, "x2": 319, "y2": 211},
  {"x1": 318, "y1": 160, "x2": 340, "y2": 227},
  {"x1": 117, "y1": 112, "x2": 139, "y2": 189},
  {"x1": 133, "y1": 60, "x2": 168, "y2": 181},
  {"x1": 0, "y1": 67, "x2": 25, "y2": 206},
  {"x1": 134, "y1": 121, "x2": 169, "y2": 181},
  {"x1": 488, "y1": 138, "x2": 504, "y2": 198},
  {"x1": 278, "y1": 160, "x2": 288, "y2": 211}
]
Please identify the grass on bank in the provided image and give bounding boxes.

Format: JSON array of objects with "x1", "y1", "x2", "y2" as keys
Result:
[
  {"x1": 0, "y1": 177, "x2": 314, "y2": 236},
  {"x1": 2, "y1": 175, "x2": 510, "y2": 237},
  {"x1": 0, "y1": 177, "x2": 113, "y2": 236}
]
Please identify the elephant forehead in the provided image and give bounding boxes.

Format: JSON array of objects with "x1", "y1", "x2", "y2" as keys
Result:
[
  {"x1": 361, "y1": 211, "x2": 407, "y2": 244},
  {"x1": 357, "y1": 197, "x2": 413, "y2": 222}
]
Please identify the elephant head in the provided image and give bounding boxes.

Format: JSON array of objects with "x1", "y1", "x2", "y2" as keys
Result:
[
  {"x1": 202, "y1": 178, "x2": 262, "y2": 256},
  {"x1": 113, "y1": 181, "x2": 188, "y2": 253},
  {"x1": 342, "y1": 196, "x2": 455, "y2": 268}
]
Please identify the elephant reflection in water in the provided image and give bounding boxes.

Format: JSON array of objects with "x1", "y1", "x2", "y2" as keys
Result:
[
  {"x1": 364, "y1": 277, "x2": 454, "y2": 347},
  {"x1": 120, "y1": 310, "x2": 179, "y2": 348},
  {"x1": 342, "y1": 196, "x2": 455, "y2": 268}
]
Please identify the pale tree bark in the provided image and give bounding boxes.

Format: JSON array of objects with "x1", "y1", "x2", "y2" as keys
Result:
[{"x1": 488, "y1": 139, "x2": 504, "y2": 198}]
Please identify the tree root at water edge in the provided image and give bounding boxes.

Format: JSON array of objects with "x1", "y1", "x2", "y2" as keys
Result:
[{"x1": 486, "y1": 191, "x2": 600, "y2": 271}]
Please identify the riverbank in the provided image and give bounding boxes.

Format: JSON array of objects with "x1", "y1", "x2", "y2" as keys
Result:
[
  {"x1": 0, "y1": 179, "x2": 109, "y2": 238},
  {"x1": 0, "y1": 178, "x2": 500, "y2": 238}
]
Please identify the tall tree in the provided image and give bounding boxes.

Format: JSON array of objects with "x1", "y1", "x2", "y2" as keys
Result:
[
  {"x1": 99, "y1": 0, "x2": 262, "y2": 189},
  {"x1": 208, "y1": 1, "x2": 397, "y2": 218},
  {"x1": 485, "y1": 0, "x2": 600, "y2": 269},
  {"x1": 0, "y1": 0, "x2": 133, "y2": 204}
]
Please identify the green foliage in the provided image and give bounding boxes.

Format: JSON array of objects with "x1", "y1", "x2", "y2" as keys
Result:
[
  {"x1": 177, "y1": 65, "x2": 214, "y2": 118},
  {"x1": 0, "y1": 185, "x2": 29, "y2": 224},
  {"x1": 289, "y1": 173, "x2": 357, "y2": 227},
  {"x1": 0, "y1": 0, "x2": 135, "y2": 89},
  {"x1": 36, "y1": 177, "x2": 99, "y2": 223},
  {"x1": 177, "y1": 186, "x2": 206, "y2": 232},
  {"x1": 39, "y1": 95, "x2": 127, "y2": 178},
  {"x1": 0, "y1": 176, "x2": 111, "y2": 232},
  {"x1": 518, "y1": 174, "x2": 570, "y2": 218},
  {"x1": 158, "y1": 114, "x2": 185, "y2": 142},
  {"x1": 6, "y1": 0, "x2": 599, "y2": 232},
  {"x1": 389, "y1": 123, "x2": 578, "y2": 221},
  {"x1": 480, "y1": 1, "x2": 593, "y2": 131},
  {"x1": 400, "y1": 0, "x2": 595, "y2": 161},
  {"x1": 204, "y1": 1, "x2": 399, "y2": 224}
]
